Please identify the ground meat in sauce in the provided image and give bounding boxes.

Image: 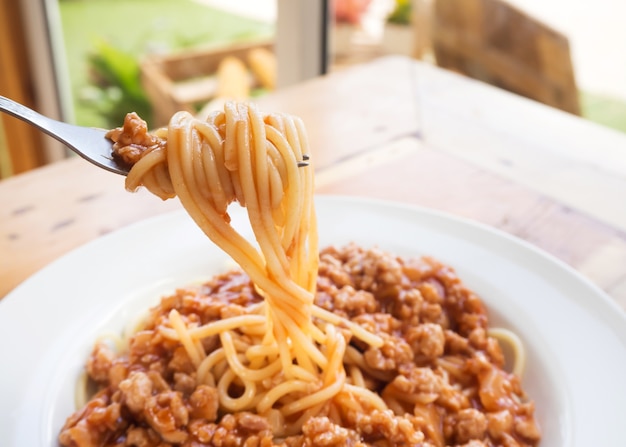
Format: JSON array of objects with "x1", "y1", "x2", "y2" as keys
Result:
[
  {"x1": 59, "y1": 243, "x2": 540, "y2": 447},
  {"x1": 106, "y1": 113, "x2": 165, "y2": 166}
]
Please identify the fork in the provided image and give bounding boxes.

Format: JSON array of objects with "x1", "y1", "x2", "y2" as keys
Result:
[
  {"x1": 0, "y1": 95, "x2": 129, "y2": 176},
  {"x1": 0, "y1": 96, "x2": 311, "y2": 175}
]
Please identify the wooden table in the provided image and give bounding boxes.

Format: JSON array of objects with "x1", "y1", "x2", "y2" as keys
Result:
[{"x1": 1, "y1": 56, "x2": 626, "y2": 312}]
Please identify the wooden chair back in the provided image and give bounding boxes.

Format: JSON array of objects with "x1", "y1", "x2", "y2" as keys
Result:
[{"x1": 430, "y1": 0, "x2": 581, "y2": 115}]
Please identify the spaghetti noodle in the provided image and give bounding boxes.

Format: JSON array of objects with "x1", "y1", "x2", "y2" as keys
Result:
[
  {"x1": 58, "y1": 102, "x2": 541, "y2": 447},
  {"x1": 109, "y1": 102, "x2": 385, "y2": 435}
]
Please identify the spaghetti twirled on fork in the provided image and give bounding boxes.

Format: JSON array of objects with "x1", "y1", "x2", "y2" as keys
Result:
[{"x1": 106, "y1": 102, "x2": 385, "y2": 435}]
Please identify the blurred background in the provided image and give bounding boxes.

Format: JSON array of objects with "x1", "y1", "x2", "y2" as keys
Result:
[{"x1": 1, "y1": 0, "x2": 625, "y2": 178}]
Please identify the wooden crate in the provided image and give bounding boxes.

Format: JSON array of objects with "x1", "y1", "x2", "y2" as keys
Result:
[
  {"x1": 140, "y1": 40, "x2": 274, "y2": 126},
  {"x1": 431, "y1": 0, "x2": 581, "y2": 115}
]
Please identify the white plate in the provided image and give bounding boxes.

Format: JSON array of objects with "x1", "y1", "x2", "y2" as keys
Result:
[{"x1": 1, "y1": 196, "x2": 625, "y2": 446}]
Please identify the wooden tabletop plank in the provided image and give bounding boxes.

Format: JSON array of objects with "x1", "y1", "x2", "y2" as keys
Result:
[
  {"x1": 257, "y1": 56, "x2": 421, "y2": 169},
  {"x1": 415, "y1": 60, "x2": 626, "y2": 177},
  {"x1": 0, "y1": 158, "x2": 181, "y2": 296},
  {"x1": 413, "y1": 61, "x2": 626, "y2": 233},
  {"x1": 315, "y1": 137, "x2": 626, "y2": 309}
]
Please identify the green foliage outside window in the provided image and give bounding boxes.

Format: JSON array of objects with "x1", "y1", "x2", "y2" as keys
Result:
[{"x1": 387, "y1": 0, "x2": 412, "y2": 25}]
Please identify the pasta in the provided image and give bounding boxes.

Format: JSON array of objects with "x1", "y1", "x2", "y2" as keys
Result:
[
  {"x1": 114, "y1": 102, "x2": 386, "y2": 435},
  {"x1": 58, "y1": 102, "x2": 541, "y2": 447}
]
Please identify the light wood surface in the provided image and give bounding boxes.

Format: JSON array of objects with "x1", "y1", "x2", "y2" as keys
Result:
[{"x1": 1, "y1": 56, "x2": 625, "y2": 312}]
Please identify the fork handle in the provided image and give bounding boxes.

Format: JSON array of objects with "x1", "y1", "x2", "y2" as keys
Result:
[{"x1": 0, "y1": 95, "x2": 65, "y2": 140}]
